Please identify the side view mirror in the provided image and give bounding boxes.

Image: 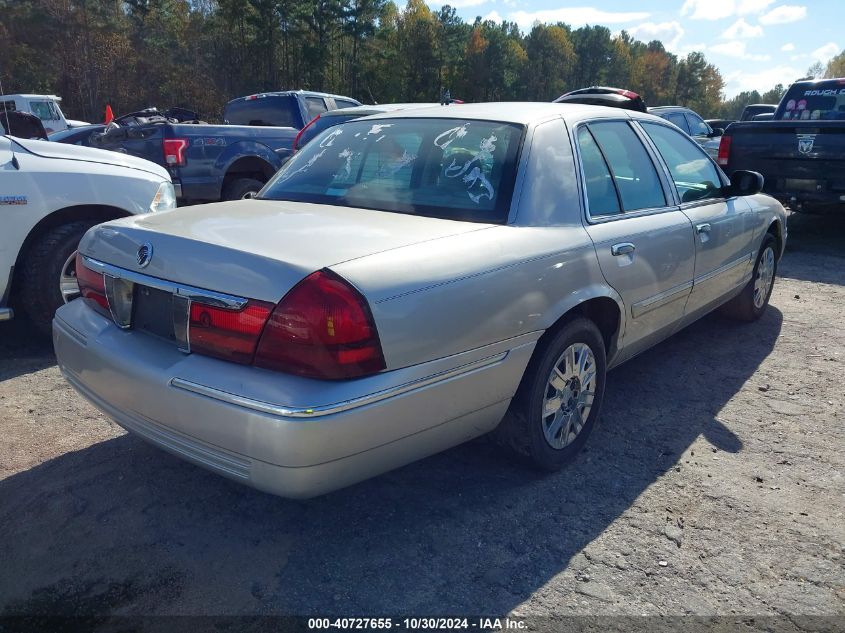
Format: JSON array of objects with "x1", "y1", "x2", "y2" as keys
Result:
[
  {"x1": 709, "y1": 127, "x2": 724, "y2": 137},
  {"x1": 725, "y1": 170, "x2": 764, "y2": 197}
]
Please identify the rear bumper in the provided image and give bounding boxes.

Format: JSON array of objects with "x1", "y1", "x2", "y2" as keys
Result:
[{"x1": 53, "y1": 300, "x2": 536, "y2": 498}]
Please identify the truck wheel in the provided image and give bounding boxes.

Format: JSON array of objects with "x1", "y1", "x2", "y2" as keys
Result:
[
  {"x1": 223, "y1": 178, "x2": 265, "y2": 201},
  {"x1": 19, "y1": 221, "x2": 97, "y2": 336},
  {"x1": 495, "y1": 318, "x2": 607, "y2": 471},
  {"x1": 720, "y1": 233, "x2": 778, "y2": 322}
]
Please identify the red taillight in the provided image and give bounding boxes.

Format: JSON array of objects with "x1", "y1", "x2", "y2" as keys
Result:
[
  {"x1": 189, "y1": 300, "x2": 274, "y2": 364},
  {"x1": 293, "y1": 114, "x2": 320, "y2": 152},
  {"x1": 162, "y1": 138, "x2": 188, "y2": 167},
  {"x1": 717, "y1": 135, "x2": 732, "y2": 166},
  {"x1": 75, "y1": 252, "x2": 110, "y2": 316},
  {"x1": 254, "y1": 270, "x2": 385, "y2": 380}
]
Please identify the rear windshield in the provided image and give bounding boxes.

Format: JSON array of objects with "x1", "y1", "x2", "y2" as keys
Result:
[
  {"x1": 224, "y1": 95, "x2": 298, "y2": 127},
  {"x1": 260, "y1": 118, "x2": 523, "y2": 223},
  {"x1": 777, "y1": 81, "x2": 845, "y2": 121},
  {"x1": 298, "y1": 114, "x2": 359, "y2": 149}
]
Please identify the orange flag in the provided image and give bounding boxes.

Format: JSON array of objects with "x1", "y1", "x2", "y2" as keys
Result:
[{"x1": 104, "y1": 104, "x2": 114, "y2": 124}]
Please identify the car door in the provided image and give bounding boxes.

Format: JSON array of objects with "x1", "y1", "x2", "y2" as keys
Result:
[
  {"x1": 638, "y1": 121, "x2": 756, "y2": 319},
  {"x1": 575, "y1": 120, "x2": 696, "y2": 360}
]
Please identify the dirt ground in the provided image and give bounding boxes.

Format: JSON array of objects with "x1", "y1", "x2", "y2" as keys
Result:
[{"x1": 0, "y1": 212, "x2": 843, "y2": 624}]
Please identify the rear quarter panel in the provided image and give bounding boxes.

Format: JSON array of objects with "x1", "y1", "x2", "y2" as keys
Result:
[{"x1": 334, "y1": 225, "x2": 619, "y2": 371}]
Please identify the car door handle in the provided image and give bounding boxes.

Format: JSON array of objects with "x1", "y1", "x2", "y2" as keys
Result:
[
  {"x1": 696, "y1": 223, "x2": 711, "y2": 234},
  {"x1": 611, "y1": 243, "x2": 636, "y2": 256}
]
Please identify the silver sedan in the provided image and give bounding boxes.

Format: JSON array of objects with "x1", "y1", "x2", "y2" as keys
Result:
[{"x1": 53, "y1": 103, "x2": 787, "y2": 498}]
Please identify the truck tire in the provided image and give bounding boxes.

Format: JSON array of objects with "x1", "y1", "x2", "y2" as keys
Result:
[
  {"x1": 19, "y1": 221, "x2": 97, "y2": 336},
  {"x1": 223, "y1": 178, "x2": 265, "y2": 201}
]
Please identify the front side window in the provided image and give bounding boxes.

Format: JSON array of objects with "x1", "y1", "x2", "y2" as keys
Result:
[
  {"x1": 261, "y1": 118, "x2": 523, "y2": 223},
  {"x1": 583, "y1": 121, "x2": 666, "y2": 213},
  {"x1": 641, "y1": 122, "x2": 723, "y2": 203},
  {"x1": 30, "y1": 101, "x2": 56, "y2": 121}
]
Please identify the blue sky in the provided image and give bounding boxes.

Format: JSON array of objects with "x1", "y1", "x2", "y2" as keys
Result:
[{"x1": 431, "y1": 0, "x2": 843, "y2": 97}]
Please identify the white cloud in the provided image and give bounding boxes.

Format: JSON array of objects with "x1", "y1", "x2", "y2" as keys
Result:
[
  {"x1": 781, "y1": 42, "x2": 795, "y2": 51},
  {"x1": 759, "y1": 5, "x2": 807, "y2": 25},
  {"x1": 507, "y1": 7, "x2": 650, "y2": 30},
  {"x1": 709, "y1": 40, "x2": 771, "y2": 60},
  {"x1": 811, "y1": 42, "x2": 840, "y2": 63},
  {"x1": 482, "y1": 9, "x2": 504, "y2": 22},
  {"x1": 737, "y1": 0, "x2": 775, "y2": 13},
  {"x1": 628, "y1": 21, "x2": 685, "y2": 50},
  {"x1": 724, "y1": 64, "x2": 803, "y2": 97},
  {"x1": 681, "y1": 0, "x2": 774, "y2": 20},
  {"x1": 435, "y1": 0, "x2": 489, "y2": 7},
  {"x1": 721, "y1": 18, "x2": 763, "y2": 39},
  {"x1": 681, "y1": 0, "x2": 734, "y2": 20}
]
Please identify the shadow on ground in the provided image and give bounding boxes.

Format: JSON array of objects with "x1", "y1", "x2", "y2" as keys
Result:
[
  {"x1": 778, "y1": 211, "x2": 845, "y2": 286},
  {"x1": 0, "y1": 304, "x2": 782, "y2": 616},
  {"x1": 0, "y1": 320, "x2": 55, "y2": 380}
]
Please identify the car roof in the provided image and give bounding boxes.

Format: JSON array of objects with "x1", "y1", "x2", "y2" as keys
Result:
[
  {"x1": 358, "y1": 101, "x2": 671, "y2": 126},
  {"x1": 319, "y1": 103, "x2": 441, "y2": 117},
  {"x1": 0, "y1": 94, "x2": 62, "y2": 100},
  {"x1": 226, "y1": 90, "x2": 360, "y2": 104},
  {"x1": 647, "y1": 105, "x2": 688, "y2": 112}
]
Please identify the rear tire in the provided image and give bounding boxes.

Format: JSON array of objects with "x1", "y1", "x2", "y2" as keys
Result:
[
  {"x1": 222, "y1": 177, "x2": 265, "y2": 201},
  {"x1": 496, "y1": 318, "x2": 607, "y2": 471},
  {"x1": 720, "y1": 233, "x2": 777, "y2": 322},
  {"x1": 19, "y1": 221, "x2": 97, "y2": 336}
]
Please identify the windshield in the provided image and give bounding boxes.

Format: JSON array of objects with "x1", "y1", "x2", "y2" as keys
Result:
[
  {"x1": 260, "y1": 118, "x2": 524, "y2": 223},
  {"x1": 777, "y1": 81, "x2": 845, "y2": 120}
]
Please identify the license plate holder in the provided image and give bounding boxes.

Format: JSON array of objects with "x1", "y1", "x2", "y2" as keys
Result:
[{"x1": 133, "y1": 284, "x2": 177, "y2": 343}]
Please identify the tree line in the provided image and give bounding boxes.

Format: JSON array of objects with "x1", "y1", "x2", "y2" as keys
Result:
[{"x1": 0, "y1": 0, "x2": 838, "y2": 124}]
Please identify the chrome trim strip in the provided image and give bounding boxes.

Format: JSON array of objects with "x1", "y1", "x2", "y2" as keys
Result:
[
  {"x1": 170, "y1": 351, "x2": 510, "y2": 419},
  {"x1": 82, "y1": 256, "x2": 248, "y2": 310},
  {"x1": 693, "y1": 253, "x2": 752, "y2": 286},
  {"x1": 631, "y1": 281, "x2": 692, "y2": 319}
]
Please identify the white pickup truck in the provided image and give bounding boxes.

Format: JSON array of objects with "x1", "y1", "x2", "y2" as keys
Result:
[
  {"x1": 1, "y1": 134, "x2": 176, "y2": 334},
  {"x1": 0, "y1": 94, "x2": 88, "y2": 134}
]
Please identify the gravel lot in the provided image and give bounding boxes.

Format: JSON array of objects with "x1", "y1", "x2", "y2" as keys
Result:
[{"x1": 0, "y1": 212, "x2": 843, "y2": 622}]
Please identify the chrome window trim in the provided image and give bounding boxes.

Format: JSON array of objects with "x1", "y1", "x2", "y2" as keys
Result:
[
  {"x1": 82, "y1": 256, "x2": 248, "y2": 310},
  {"x1": 170, "y1": 351, "x2": 509, "y2": 419},
  {"x1": 571, "y1": 118, "x2": 679, "y2": 225}
]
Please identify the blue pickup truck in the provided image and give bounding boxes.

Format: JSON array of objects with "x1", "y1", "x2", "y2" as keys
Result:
[{"x1": 71, "y1": 90, "x2": 360, "y2": 202}]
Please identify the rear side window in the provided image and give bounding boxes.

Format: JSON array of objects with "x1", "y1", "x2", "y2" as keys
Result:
[
  {"x1": 641, "y1": 122, "x2": 723, "y2": 203},
  {"x1": 585, "y1": 121, "x2": 666, "y2": 212},
  {"x1": 305, "y1": 97, "x2": 328, "y2": 120},
  {"x1": 224, "y1": 96, "x2": 297, "y2": 127},
  {"x1": 577, "y1": 127, "x2": 620, "y2": 216},
  {"x1": 1, "y1": 100, "x2": 16, "y2": 113},
  {"x1": 334, "y1": 99, "x2": 359, "y2": 109}
]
